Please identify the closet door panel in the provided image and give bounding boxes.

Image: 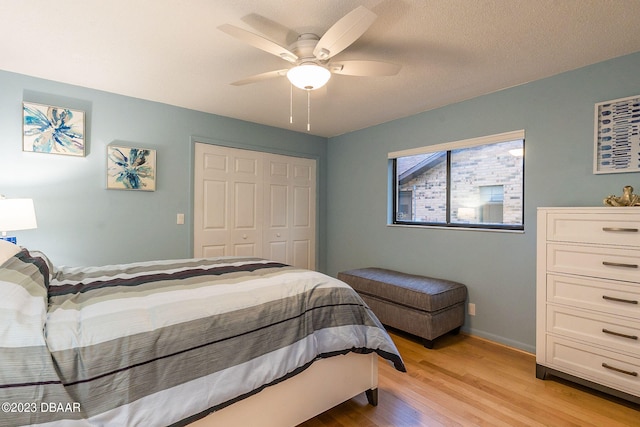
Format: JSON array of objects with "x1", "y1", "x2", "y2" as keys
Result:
[
  {"x1": 293, "y1": 240, "x2": 311, "y2": 271},
  {"x1": 194, "y1": 144, "x2": 262, "y2": 258},
  {"x1": 266, "y1": 241, "x2": 288, "y2": 264},
  {"x1": 203, "y1": 180, "x2": 226, "y2": 229},
  {"x1": 269, "y1": 184, "x2": 288, "y2": 228},
  {"x1": 202, "y1": 245, "x2": 226, "y2": 258},
  {"x1": 264, "y1": 183, "x2": 289, "y2": 264},
  {"x1": 288, "y1": 159, "x2": 315, "y2": 270},
  {"x1": 293, "y1": 186, "x2": 311, "y2": 227}
]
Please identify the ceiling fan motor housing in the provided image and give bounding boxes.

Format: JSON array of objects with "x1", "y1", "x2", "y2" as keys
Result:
[{"x1": 290, "y1": 33, "x2": 324, "y2": 63}]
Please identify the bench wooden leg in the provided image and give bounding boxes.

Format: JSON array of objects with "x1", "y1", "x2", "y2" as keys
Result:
[
  {"x1": 365, "y1": 388, "x2": 379, "y2": 406},
  {"x1": 424, "y1": 327, "x2": 461, "y2": 349}
]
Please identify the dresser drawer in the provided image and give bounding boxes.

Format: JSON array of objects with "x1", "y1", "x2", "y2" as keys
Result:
[
  {"x1": 547, "y1": 243, "x2": 640, "y2": 283},
  {"x1": 545, "y1": 336, "x2": 640, "y2": 397},
  {"x1": 547, "y1": 305, "x2": 640, "y2": 355},
  {"x1": 547, "y1": 274, "x2": 640, "y2": 318},
  {"x1": 547, "y1": 212, "x2": 640, "y2": 247}
]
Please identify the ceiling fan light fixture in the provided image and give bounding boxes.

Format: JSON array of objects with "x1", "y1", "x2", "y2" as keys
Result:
[{"x1": 287, "y1": 63, "x2": 331, "y2": 90}]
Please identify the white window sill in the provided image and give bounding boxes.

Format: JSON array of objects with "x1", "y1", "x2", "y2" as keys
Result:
[{"x1": 386, "y1": 223, "x2": 525, "y2": 234}]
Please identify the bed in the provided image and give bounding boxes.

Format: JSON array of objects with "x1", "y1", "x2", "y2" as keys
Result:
[{"x1": 0, "y1": 242, "x2": 405, "y2": 427}]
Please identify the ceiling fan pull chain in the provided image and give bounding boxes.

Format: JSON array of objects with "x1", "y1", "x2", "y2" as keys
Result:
[
  {"x1": 289, "y1": 84, "x2": 293, "y2": 124},
  {"x1": 307, "y1": 89, "x2": 311, "y2": 132}
]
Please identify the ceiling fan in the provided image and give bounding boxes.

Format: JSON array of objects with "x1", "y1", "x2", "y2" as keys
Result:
[{"x1": 218, "y1": 6, "x2": 401, "y2": 92}]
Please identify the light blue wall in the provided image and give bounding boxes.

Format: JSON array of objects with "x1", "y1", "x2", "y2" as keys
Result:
[
  {"x1": 326, "y1": 52, "x2": 640, "y2": 352},
  {"x1": 0, "y1": 70, "x2": 327, "y2": 269},
  {"x1": 3, "y1": 52, "x2": 639, "y2": 352}
]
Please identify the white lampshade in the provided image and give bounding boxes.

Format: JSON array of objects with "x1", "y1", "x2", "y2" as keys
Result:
[
  {"x1": 286, "y1": 64, "x2": 331, "y2": 90},
  {"x1": 0, "y1": 198, "x2": 37, "y2": 236}
]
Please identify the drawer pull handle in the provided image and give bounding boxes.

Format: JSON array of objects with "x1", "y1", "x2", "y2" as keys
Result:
[
  {"x1": 602, "y1": 261, "x2": 638, "y2": 269},
  {"x1": 602, "y1": 227, "x2": 639, "y2": 232},
  {"x1": 602, "y1": 363, "x2": 638, "y2": 377},
  {"x1": 602, "y1": 328, "x2": 638, "y2": 340},
  {"x1": 602, "y1": 295, "x2": 639, "y2": 305}
]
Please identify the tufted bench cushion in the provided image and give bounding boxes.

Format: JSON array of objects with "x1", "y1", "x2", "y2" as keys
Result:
[{"x1": 338, "y1": 267, "x2": 467, "y2": 348}]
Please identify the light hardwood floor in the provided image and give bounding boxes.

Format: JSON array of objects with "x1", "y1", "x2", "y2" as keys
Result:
[{"x1": 299, "y1": 331, "x2": 639, "y2": 427}]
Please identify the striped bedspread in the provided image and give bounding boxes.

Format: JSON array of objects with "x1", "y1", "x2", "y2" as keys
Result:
[{"x1": 0, "y1": 253, "x2": 404, "y2": 426}]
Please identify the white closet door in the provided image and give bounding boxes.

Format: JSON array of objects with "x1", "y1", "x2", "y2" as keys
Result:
[
  {"x1": 263, "y1": 154, "x2": 316, "y2": 269},
  {"x1": 193, "y1": 143, "x2": 316, "y2": 270},
  {"x1": 194, "y1": 143, "x2": 263, "y2": 258}
]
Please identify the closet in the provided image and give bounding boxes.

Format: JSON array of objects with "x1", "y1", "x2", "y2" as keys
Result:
[{"x1": 193, "y1": 143, "x2": 316, "y2": 270}]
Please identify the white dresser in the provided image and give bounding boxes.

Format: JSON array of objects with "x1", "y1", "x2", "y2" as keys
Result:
[{"x1": 536, "y1": 207, "x2": 640, "y2": 403}]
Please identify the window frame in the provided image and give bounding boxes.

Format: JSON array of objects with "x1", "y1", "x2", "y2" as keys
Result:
[{"x1": 389, "y1": 130, "x2": 525, "y2": 231}]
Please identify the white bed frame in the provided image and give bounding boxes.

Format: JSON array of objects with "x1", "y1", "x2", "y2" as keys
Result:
[{"x1": 189, "y1": 353, "x2": 379, "y2": 427}]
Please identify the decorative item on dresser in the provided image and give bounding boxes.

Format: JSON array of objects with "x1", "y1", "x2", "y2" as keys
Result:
[
  {"x1": 603, "y1": 185, "x2": 640, "y2": 206},
  {"x1": 536, "y1": 207, "x2": 640, "y2": 404}
]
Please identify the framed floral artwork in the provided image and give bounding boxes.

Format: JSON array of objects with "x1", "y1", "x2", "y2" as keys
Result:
[
  {"x1": 107, "y1": 145, "x2": 156, "y2": 191},
  {"x1": 23, "y1": 102, "x2": 85, "y2": 156}
]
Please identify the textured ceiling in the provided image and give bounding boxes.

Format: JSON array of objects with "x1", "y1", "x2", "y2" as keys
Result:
[{"x1": 1, "y1": 0, "x2": 640, "y2": 137}]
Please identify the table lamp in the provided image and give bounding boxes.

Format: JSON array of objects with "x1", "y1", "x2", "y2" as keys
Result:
[{"x1": 0, "y1": 195, "x2": 37, "y2": 244}]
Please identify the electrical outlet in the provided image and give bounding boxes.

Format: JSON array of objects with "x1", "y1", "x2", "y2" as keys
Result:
[
  {"x1": 468, "y1": 303, "x2": 476, "y2": 316},
  {"x1": 177, "y1": 213, "x2": 185, "y2": 225}
]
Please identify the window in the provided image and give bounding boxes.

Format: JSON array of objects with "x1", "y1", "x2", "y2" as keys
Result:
[
  {"x1": 398, "y1": 190, "x2": 413, "y2": 220},
  {"x1": 389, "y1": 130, "x2": 524, "y2": 230}
]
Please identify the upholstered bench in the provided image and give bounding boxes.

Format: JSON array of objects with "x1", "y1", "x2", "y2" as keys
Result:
[{"x1": 337, "y1": 267, "x2": 467, "y2": 349}]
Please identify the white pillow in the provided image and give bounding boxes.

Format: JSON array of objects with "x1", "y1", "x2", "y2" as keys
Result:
[{"x1": 0, "y1": 239, "x2": 20, "y2": 265}]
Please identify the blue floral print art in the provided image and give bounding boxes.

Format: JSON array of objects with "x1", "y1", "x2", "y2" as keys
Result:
[
  {"x1": 23, "y1": 102, "x2": 85, "y2": 156},
  {"x1": 107, "y1": 146, "x2": 156, "y2": 191}
]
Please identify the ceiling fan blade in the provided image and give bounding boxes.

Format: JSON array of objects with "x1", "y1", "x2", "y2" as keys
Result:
[
  {"x1": 242, "y1": 13, "x2": 300, "y2": 46},
  {"x1": 329, "y1": 60, "x2": 401, "y2": 77},
  {"x1": 231, "y1": 69, "x2": 289, "y2": 86},
  {"x1": 218, "y1": 24, "x2": 298, "y2": 63},
  {"x1": 313, "y1": 6, "x2": 377, "y2": 60}
]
